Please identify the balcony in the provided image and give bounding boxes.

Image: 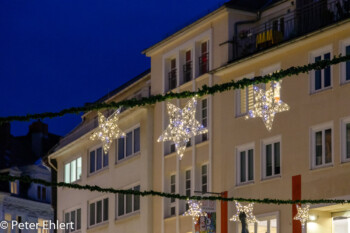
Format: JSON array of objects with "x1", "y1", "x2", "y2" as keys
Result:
[
  {"x1": 232, "y1": 0, "x2": 350, "y2": 61},
  {"x1": 199, "y1": 52, "x2": 209, "y2": 75},
  {"x1": 168, "y1": 69, "x2": 177, "y2": 90},
  {"x1": 183, "y1": 61, "x2": 192, "y2": 83}
]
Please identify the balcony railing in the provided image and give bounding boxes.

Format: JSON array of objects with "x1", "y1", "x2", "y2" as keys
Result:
[
  {"x1": 168, "y1": 69, "x2": 177, "y2": 90},
  {"x1": 183, "y1": 61, "x2": 192, "y2": 83},
  {"x1": 232, "y1": 0, "x2": 350, "y2": 60},
  {"x1": 199, "y1": 52, "x2": 209, "y2": 75}
]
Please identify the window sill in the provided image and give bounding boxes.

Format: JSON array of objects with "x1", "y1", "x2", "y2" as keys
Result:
[
  {"x1": 115, "y1": 152, "x2": 141, "y2": 167},
  {"x1": 88, "y1": 166, "x2": 109, "y2": 178},
  {"x1": 235, "y1": 113, "x2": 248, "y2": 119},
  {"x1": 260, "y1": 175, "x2": 281, "y2": 183},
  {"x1": 87, "y1": 221, "x2": 108, "y2": 231},
  {"x1": 340, "y1": 79, "x2": 350, "y2": 86},
  {"x1": 310, "y1": 163, "x2": 333, "y2": 172},
  {"x1": 235, "y1": 181, "x2": 255, "y2": 188},
  {"x1": 164, "y1": 215, "x2": 177, "y2": 221},
  {"x1": 340, "y1": 159, "x2": 350, "y2": 165},
  {"x1": 310, "y1": 86, "x2": 333, "y2": 95},
  {"x1": 195, "y1": 73, "x2": 210, "y2": 82},
  {"x1": 115, "y1": 211, "x2": 140, "y2": 223},
  {"x1": 195, "y1": 139, "x2": 209, "y2": 148}
]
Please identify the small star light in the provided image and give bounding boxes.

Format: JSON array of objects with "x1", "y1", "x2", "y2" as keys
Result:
[
  {"x1": 245, "y1": 81, "x2": 289, "y2": 131},
  {"x1": 183, "y1": 200, "x2": 207, "y2": 223},
  {"x1": 294, "y1": 204, "x2": 310, "y2": 228},
  {"x1": 229, "y1": 201, "x2": 257, "y2": 223},
  {"x1": 90, "y1": 109, "x2": 125, "y2": 154},
  {"x1": 158, "y1": 97, "x2": 208, "y2": 159}
]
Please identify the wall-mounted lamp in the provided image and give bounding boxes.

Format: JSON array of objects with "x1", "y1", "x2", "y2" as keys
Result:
[{"x1": 309, "y1": 215, "x2": 318, "y2": 221}]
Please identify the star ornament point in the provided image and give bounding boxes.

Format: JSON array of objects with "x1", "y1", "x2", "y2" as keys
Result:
[
  {"x1": 90, "y1": 109, "x2": 125, "y2": 154},
  {"x1": 183, "y1": 200, "x2": 207, "y2": 223},
  {"x1": 294, "y1": 204, "x2": 310, "y2": 228},
  {"x1": 158, "y1": 97, "x2": 208, "y2": 159},
  {"x1": 245, "y1": 81, "x2": 289, "y2": 131},
  {"x1": 229, "y1": 201, "x2": 257, "y2": 223}
]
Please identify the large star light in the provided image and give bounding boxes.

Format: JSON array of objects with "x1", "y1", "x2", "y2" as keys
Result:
[
  {"x1": 158, "y1": 97, "x2": 208, "y2": 159},
  {"x1": 90, "y1": 109, "x2": 125, "y2": 154},
  {"x1": 183, "y1": 200, "x2": 207, "y2": 223},
  {"x1": 294, "y1": 204, "x2": 310, "y2": 228},
  {"x1": 245, "y1": 81, "x2": 289, "y2": 131},
  {"x1": 229, "y1": 201, "x2": 257, "y2": 223}
]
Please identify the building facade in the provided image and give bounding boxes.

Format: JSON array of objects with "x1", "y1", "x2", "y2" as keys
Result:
[
  {"x1": 143, "y1": 0, "x2": 350, "y2": 233},
  {"x1": 48, "y1": 71, "x2": 153, "y2": 233}
]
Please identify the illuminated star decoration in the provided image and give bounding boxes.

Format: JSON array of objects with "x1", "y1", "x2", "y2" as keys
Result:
[
  {"x1": 245, "y1": 81, "x2": 289, "y2": 131},
  {"x1": 90, "y1": 109, "x2": 125, "y2": 154},
  {"x1": 183, "y1": 200, "x2": 207, "y2": 223},
  {"x1": 294, "y1": 204, "x2": 310, "y2": 228},
  {"x1": 229, "y1": 201, "x2": 257, "y2": 223},
  {"x1": 158, "y1": 97, "x2": 208, "y2": 160}
]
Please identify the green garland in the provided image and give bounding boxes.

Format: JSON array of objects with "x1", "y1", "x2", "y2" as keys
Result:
[
  {"x1": 1, "y1": 54, "x2": 350, "y2": 124},
  {"x1": 1, "y1": 175, "x2": 348, "y2": 205}
]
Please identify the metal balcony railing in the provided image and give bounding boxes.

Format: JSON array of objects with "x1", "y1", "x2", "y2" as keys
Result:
[
  {"x1": 232, "y1": 0, "x2": 350, "y2": 60},
  {"x1": 183, "y1": 61, "x2": 192, "y2": 83},
  {"x1": 168, "y1": 69, "x2": 177, "y2": 90},
  {"x1": 199, "y1": 53, "x2": 209, "y2": 75}
]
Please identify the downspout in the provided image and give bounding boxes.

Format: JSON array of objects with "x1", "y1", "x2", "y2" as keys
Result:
[
  {"x1": 233, "y1": 11, "x2": 261, "y2": 58},
  {"x1": 48, "y1": 156, "x2": 57, "y2": 172}
]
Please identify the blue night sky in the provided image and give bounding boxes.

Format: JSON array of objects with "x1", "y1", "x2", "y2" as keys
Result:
[{"x1": 0, "y1": 0, "x2": 228, "y2": 137}]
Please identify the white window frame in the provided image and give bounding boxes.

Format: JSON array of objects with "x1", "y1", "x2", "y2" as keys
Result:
[
  {"x1": 310, "y1": 121, "x2": 334, "y2": 169},
  {"x1": 169, "y1": 174, "x2": 176, "y2": 216},
  {"x1": 201, "y1": 164, "x2": 208, "y2": 193},
  {"x1": 116, "y1": 125, "x2": 141, "y2": 162},
  {"x1": 235, "y1": 73, "x2": 255, "y2": 117},
  {"x1": 340, "y1": 38, "x2": 350, "y2": 84},
  {"x1": 64, "y1": 206, "x2": 82, "y2": 233},
  {"x1": 64, "y1": 156, "x2": 82, "y2": 183},
  {"x1": 236, "y1": 142, "x2": 255, "y2": 186},
  {"x1": 341, "y1": 116, "x2": 350, "y2": 163},
  {"x1": 89, "y1": 145, "x2": 108, "y2": 175},
  {"x1": 236, "y1": 211, "x2": 279, "y2": 233},
  {"x1": 116, "y1": 184, "x2": 140, "y2": 219},
  {"x1": 309, "y1": 45, "x2": 333, "y2": 93},
  {"x1": 262, "y1": 135, "x2": 282, "y2": 180},
  {"x1": 88, "y1": 196, "x2": 109, "y2": 228}
]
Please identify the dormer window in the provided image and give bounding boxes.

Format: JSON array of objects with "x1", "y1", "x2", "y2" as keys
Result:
[
  {"x1": 10, "y1": 181, "x2": 18, "y2": 195},
  {"x1": 199, "y1": 41, "x2": 209, "y2": 75},
  {"x1": 37, "y1": 185, "x2": 47, "y2": 202},
  {"x1": 168, "y1": 58, "x2": 177, "y2": 90},
  {"x1": 183, "y1": 50, "x2": 192, "y2": 83}
]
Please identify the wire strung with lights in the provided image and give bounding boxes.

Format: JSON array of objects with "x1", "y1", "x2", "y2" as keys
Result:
[
  {"x1": 183, "y1": 200, "x2": 208, "y2": 223},
  {"x1": 229, "y1": 201, "x2": 257, "y2": 223},
  {"x1": 294, "y1": 204, "x2": 310, "y2": 228},
  {"x1": 90, "y1": 109, "x2": 125, "y2": 154},
  {"x1": 245, "y1": 81, "x2": 289, "y2": 131},
  {"x1": 158, "y1": 97, "x2": 208, "y2": 159}
]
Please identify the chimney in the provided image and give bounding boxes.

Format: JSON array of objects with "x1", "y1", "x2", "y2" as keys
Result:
[
  {"x1": 0, "y1": 122, "x2": 11, "y2": 140},
  {"x1": 29, "y1": 120, "x2": 48, "y2": 135},
  {"x1": 29, "y1": 120, "x2": 48, "y2": 157}
]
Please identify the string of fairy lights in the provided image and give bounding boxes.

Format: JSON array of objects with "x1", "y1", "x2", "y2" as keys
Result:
[{"x1": 1, "y1": 55, "x2": 350, "y2": 227}]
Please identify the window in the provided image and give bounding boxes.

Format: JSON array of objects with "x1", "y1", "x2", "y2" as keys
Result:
[
  {"x1": 117, "y1": 185, "x2": 140, "y2": 218},
  {"x1": 117, "y1": 126, "x2": 140, "y2": 162},
  {"x1": 341, "y1": 40, "x2": 350, "y2": 84},
  {"x1": 199, "y1": 41, "x2": 209, "y2": 75},
  {"x1": 89, "y1": 198, "x2": 108, "y2": 227},
  {"x1": 16, "y1": 216, "x2": 22, "y2": 233},
  {"x1": 5, "y1": 214, "x2": 11, "y2": 233},
  {"x1": 10, "y1": 181, "x2": 18, "y2": 194},
  {"x1": 237, "y1": 145, "x2": 254, "y2": 185},
  {"x1": 201, "y1": 164, "x2": 208, "y2": 193},
  {"x1": 238, "y1": 214, "x2": 278, "y2": 233},
  {"x1": 235, "y1": 74, "x2": 255, "y2": 116},
  {"x1": 310, "y1": 48, "x2": 332, "y2": 92},
  {"x1": 185, "y1": 170, "x2": 191, "y2": 210},
  {"x1": 201, "y1": 99, "x2": 208, "y2": 141},
  {"x1": 37, "y1": 218, "x2": 49, "y2": 233},
  {"x1": 37, "y1": 185, "x2": 46, "y2": 201},
  {"x1": 64, "y1": 157, "x2": 82, "y2": 183},
  {"x1": 168, "y1": 58, "x2": 177, "y2": 90},
  {"x1": 262, "y1": 137, "x2": 281, "y2": 179},
  {"x1": 64, "y1": 208, "x2": 81, "y2": 233},
  {"x1": 311, "y1": 123, "x2": 333, "y2": 168},
  {"x1": 342, "y1": 117, "x2": 350, "y2": 163},
  {"x1": 183, "y1": 50, "x2": 192, "y2": 83},
  {"x1": 170, "y1": 175, "x2": 176, "y2": 216},
  {"x1": 89, "y1": 147, "x2": 108, "y2": 174}
]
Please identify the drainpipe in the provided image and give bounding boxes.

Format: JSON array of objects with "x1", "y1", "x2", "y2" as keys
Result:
[
  {"x1": 233, "y1": 11, "x2": 261, "y2": 58},
  {"x1": 48, "y1": 155, "x2": 57, "y2": 172}
]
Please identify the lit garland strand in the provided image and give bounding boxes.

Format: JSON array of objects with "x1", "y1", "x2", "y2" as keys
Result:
[
  {"x1": 229, "y1": 201, "x2": 257, "y2": 223},
  {"x1": 90, "y1": 109, "x2": 125, "y2": 154},
  {"x1": 0, "y1": 175, "x2": 349, "y2": 204},
  {"x1": 246, "y1": 81, "x2": 289, "y2": 131},
  {"x1": 0, "y1": 54, "x2": 349, "y2": 124},
  {"x1": 158, "y1": 97, "x2": 208, "y2": 159},
  {"x1": 294, "y1": 204, "x2": 310, "y2": 228},
  {"x1": 183, "y1": 200, "x2": 207, "y2": 223}
]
